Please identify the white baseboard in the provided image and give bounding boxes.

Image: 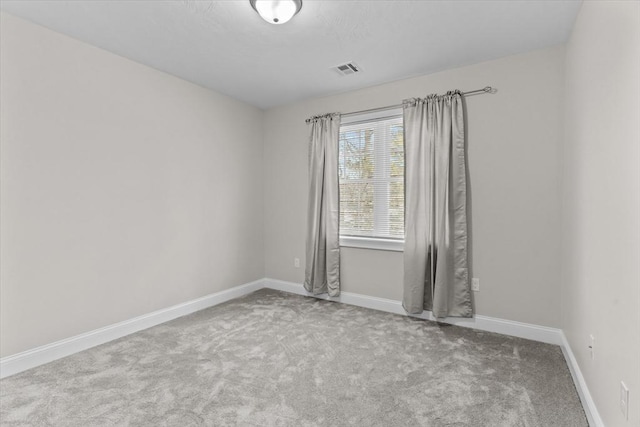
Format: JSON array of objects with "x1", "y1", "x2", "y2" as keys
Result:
[
  {"x1": 264, "y1": 278, "x2": 563, "y2": 345},
  {"x1": 560, "y1": 331, "x2": 604, "y2": 427},
  {"x1": 0, "y1": 279, "x2": 265, "y2": 379},
  {"x1": 1, "y1": 276, "x2": 598, "y2": 427}
]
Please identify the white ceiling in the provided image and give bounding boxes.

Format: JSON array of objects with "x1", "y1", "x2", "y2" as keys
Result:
[{"x1": 0, "y1": 0, "x2": 582, "y2": 109}]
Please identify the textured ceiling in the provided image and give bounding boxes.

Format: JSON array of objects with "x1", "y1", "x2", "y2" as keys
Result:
[{"x1": 0, "y1": 0, "x2": 582, "y2": 109}]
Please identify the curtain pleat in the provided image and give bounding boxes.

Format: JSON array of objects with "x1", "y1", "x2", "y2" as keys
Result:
[
  {"x1": 304, "y1": 114, "x2": 341, "y2": 297},
  {"x1": 403, "y1": 92, "x2": 471, "y2": 318}
]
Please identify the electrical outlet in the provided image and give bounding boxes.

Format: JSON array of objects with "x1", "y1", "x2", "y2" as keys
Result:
[
  {"x1": 620, "y1": 381, "x2": 629, "y2": 420},
  {"x1": 294, "y1": 257, "x2": 300, "y2": 268},
  {"x1": 471, "y1": 278, "x2": 480, "y2": 292},
  {"x1": 589, "y1": 335, "x2": 595, "y2": 360}
]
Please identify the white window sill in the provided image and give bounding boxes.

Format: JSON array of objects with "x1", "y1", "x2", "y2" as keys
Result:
[{"x1": 339, "y1": 236, "x2": 404, "y2": 252}]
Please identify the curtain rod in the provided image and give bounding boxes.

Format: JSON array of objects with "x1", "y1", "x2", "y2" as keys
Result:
[{"x1": 305, "y1": 86, "x2": 495, "y2": 123}]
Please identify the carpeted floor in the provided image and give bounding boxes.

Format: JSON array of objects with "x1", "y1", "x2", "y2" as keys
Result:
[{"x1": 1, "y1": 289, "x2": 587, "y2": 426}]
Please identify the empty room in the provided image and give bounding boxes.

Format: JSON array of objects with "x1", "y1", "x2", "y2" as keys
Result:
[{"x1": 0, "y1": 0, "x2": 638, "y2": 426}]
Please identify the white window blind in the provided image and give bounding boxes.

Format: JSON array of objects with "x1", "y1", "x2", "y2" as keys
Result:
[{"x1": 338, "y1": 109, "x2": 404, "y2": 243}]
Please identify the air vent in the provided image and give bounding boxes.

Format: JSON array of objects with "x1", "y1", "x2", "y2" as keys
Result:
[{"x1": 333, "y1": 62, "x2": 361, "y2": 76}]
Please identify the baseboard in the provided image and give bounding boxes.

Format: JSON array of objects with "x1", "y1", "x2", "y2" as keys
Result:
[
  {"x1": 560, "y1": 332, "x2": 604, "y2": 427},
  {"x1": 0, "y1": 278, "x2": 265, "y2": 379},
  {"x1": 265, "y1": 277, "x2": 410, "y2": 316},
  {"x1": 2, "y1": 276, "x2": 599, "y2": 425},
  {"x1": 264, "y1": 278, "x2": 563, "y2": 345}
]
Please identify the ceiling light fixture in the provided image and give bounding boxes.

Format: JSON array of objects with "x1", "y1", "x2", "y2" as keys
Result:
[{"x1": 250, "y1": 0, "x2": 302, "y2": 25}]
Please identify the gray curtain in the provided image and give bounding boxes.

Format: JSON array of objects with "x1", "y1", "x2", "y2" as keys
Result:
[
  {"x1": 402, "y1": 92, "x2": 472, "y2": 318},
  {"x1": 304, "y1": 113, "x2": 341, "y2": 296}
]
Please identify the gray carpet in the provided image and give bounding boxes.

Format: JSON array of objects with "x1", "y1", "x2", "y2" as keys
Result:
[{"x1": 1, "y1": 289, "x2": 587, "y2": 426}]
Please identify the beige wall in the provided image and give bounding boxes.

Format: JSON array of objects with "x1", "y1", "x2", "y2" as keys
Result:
[
  {"x1": 264, "y1": 46, "x2": 565, "y2": 327},
  {"x1": 0, "y1": 13, "x2": 264, "y2": 357},
  {"x1": 562, "y1": 2, "x2": 640, "y2": 426}
]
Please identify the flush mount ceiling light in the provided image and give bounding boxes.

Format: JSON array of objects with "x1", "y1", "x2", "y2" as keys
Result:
[{"x1": 250, "y1": 0, "x2": 302, "y2": 25}]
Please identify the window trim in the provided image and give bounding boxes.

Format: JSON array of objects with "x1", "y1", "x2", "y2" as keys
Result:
[
  {"x1": 340, "y1": 108, "x2": 402, "y2": 126},
  {"x1": 339, "y1": 107, "x2": 404, "y2": 251},
  {"x1": 339, "y1": 235, "x2": 404, "y2": 252}
]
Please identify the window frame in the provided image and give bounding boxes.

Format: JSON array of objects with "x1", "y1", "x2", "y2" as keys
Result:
[{"x1": 338, "y1": 107, "x2": 405, "y2": 252}]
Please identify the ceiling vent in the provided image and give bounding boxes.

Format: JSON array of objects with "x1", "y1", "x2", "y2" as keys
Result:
[{"x1": 333, "y1": 62, "x2": 361, "y2": 76}]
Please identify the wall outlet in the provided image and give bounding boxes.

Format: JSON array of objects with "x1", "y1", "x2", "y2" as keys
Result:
[
  {"x1": 471, "y1": 278, "x2": 480, "y2": 292},
  {"x1": 620, "y1": 381, "x2": 629, "y2": 420},
  {"x1": 294, "y1": 257, "x2": 300, "y2": 268},
  {"x1": 589, "y1": 334, "x2": 595, "y2": 360}
]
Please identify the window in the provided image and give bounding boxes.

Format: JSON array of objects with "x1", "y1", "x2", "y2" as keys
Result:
[{"x1": 338, "y1": 108, "x2": 404, "y2": 251}]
